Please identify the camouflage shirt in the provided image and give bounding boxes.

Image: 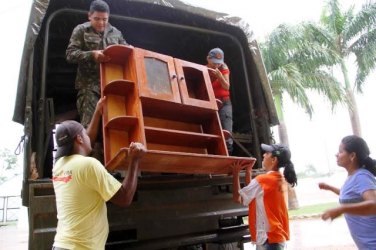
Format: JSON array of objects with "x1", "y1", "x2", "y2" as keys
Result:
[{"x1": 66, "y1": 22, "x2": 128, "y2": 94}]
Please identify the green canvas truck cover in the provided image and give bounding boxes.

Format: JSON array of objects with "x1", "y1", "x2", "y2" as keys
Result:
[{"x1": 12, "y1": 0, "x2": 278, "y2": 249}]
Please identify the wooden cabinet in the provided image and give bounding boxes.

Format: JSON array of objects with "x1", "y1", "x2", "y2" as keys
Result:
[{"x1": 100, "y1": 45, "x2": 255, "y2": 174}]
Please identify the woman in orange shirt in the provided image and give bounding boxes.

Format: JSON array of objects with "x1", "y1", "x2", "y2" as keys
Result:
[{"x1": 232, "y1": 143, "x2": 297, "y2": 250}]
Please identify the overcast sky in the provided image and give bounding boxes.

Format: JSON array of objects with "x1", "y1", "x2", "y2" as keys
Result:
[
  {"x1": 1, "y1": 0, "x2": 375, "y2": 174},
  {"x1": 1, "y1": 0, "x2": 31, "y2": 151}
]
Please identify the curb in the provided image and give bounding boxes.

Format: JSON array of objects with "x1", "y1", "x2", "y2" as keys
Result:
[{"x1": 290, "y1": 213, "x2": 322, "y2": 220}]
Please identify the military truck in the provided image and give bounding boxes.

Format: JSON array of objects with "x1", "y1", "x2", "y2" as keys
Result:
[{"x1": 13, "y1": 0, "x2": 278, "y2": 249}]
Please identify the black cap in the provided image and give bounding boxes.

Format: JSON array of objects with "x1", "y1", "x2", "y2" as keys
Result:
[
  {"x1": 55, "y1": 120, "x2": 84, "y2": 159},
  {"x1": 261, "y1": 143, "x2": 291, "y2": 164}
]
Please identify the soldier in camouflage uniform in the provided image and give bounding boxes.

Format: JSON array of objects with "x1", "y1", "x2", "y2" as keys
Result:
[{"x1": 66, "y1": 0, "x2": 128, "y2": 128}]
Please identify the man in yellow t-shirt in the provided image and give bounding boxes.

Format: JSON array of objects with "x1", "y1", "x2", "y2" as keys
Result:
[{"x1": 52, "y1": 120, "x2": 146, "y2": 250}]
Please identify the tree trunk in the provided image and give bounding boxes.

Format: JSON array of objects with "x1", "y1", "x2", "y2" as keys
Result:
[
  {"x1": 274, "y1": 95, "x2": 299, "y2": 209},
  {"x1": 340, "y1": 60, "x2": 362, "y2": 136},
  {"x1": 287, "y1": 183, "x2": 299, "y2": 210},
  {"x1": 278, "y1": 120, "x2": 299, "y2": 210},
  {"x1": 278, "y1": 121, "x2": 289, "y2": 146},
  {"x1": 346, "y1": 89, "x2": 362, "y2": 136}
]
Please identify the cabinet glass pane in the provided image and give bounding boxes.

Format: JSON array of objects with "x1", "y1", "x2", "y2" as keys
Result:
[{"x1": 144, "y1": 58, "x2": 172, "y2": 94}]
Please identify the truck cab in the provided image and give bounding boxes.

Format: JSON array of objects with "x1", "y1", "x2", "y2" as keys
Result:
[{"x1": 13, "y1": 0, "x2": 278, "y2": 249}]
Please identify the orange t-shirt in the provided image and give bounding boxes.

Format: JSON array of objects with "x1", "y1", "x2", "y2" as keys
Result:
[{"x1": 239, "y1": 171, "x2": 289, "y2": 245}]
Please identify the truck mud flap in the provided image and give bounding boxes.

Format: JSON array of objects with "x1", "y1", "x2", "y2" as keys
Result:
[{"x1": 28, "y1": 181, "x2": 56, "y2": 250}]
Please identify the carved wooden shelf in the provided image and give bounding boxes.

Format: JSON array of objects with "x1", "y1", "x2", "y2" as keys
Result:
[
  {"x1": 145, "y1": 126, "x2": 221, "y2": 147},
  {"x1": 106, "y1": 148, "x2": 256, "y2": 174},
  {"x1": 105, "y1": 116, "x2": 138, "y2": 131},
  {"x1": 103, "y1": 45, "x2": 133, "y2": 64},
  {"x1": 103, "y1": 80, "x2": 134, "y2": 96}
]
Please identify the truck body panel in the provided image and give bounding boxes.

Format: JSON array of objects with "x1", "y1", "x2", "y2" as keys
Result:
[{"x1": 14, "y1": 0, "x2": 277, "y2": 249}]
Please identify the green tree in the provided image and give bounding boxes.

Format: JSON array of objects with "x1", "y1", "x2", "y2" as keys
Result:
[
  {"x1": 260, "y1": 23, "x2": 345, "y2": 209},
  {"x1": 304, "y1": 0, "x2": 376, "y2": 135},
  {"x1": 261, "y1": 23, "x2": 345, "y2": 144},
  {"x1": 0, "y1": 148, "x2": 19, "y2": 185}
]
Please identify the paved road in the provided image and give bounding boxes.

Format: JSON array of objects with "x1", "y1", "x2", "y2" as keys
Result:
[
  {"x1": 243, "y1": 216, "x2": 356, "y2": 250},
  {"x1": 288, "y1": 217, "x2": 356, "y2": 250},
  {"x1": 1, "y1": 174, "x2": 357, "y2": 249},
  {"x1": 0, "y1": 224, "x2": 28, "y2": 250},
  {"x1": 287, "y1": 172, "x2": 356, "y2": 249}
]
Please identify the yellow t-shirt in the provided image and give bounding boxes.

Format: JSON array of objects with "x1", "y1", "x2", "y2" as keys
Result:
[{"x1": 52, "y1": 154, "x2": 122, "y2": 250}]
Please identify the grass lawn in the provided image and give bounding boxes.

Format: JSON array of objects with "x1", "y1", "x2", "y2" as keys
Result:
[
  {"x1": 288, "y1": 202, "x2": 338, "y2": 219},
  {"x1": 242, "y1": 202, "x2": 339, "y2": 224}
]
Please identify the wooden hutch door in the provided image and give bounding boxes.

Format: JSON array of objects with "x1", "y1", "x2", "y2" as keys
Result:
[
  {"x1": 174, "y1": 59, "x2": 217, "y2": 110},
  {"x1": 135, "y1": 48, "x2": 181, "y2": 103}
]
